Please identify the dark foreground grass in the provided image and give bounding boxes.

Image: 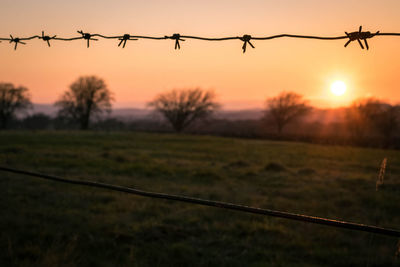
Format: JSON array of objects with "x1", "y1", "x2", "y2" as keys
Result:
[{"x1": 0, "y1": 131, "x2": 399, "y2": 266}]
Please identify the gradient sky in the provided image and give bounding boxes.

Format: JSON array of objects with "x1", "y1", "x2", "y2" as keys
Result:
[{"x1": 1, "y1": 0, "x2": 400, "y2": 109}]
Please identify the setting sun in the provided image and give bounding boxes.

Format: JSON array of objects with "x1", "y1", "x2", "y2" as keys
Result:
[{"x1": 330, "y1": 81, "x2": 347, "y2": 96}]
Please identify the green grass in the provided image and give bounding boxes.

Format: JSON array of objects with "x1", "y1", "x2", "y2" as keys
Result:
[{"x1": 0, "y1": 131, "x2": 399, "y2": 266}]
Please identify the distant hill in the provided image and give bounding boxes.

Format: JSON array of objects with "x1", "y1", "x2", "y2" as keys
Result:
[
  {"x1": 31, "y1": 104, "x2": 155, "y2": 119},
  {"x1": 30, "y1": 104, "x2": 348, "y2": 124},
  {"x1": 302, "y1": 107, "x2": 348, "y2": 123},
  {"x1": 214, "y1": 109, "x2": 264, "y2": 120},
  {"x1": 30, "y1": 104, "x2": 265, "y2": 120},
  {"x1": 31, "y1": 104, "x2": 58, "y2": 116}
]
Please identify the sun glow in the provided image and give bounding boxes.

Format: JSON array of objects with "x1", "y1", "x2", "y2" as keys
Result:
[{"x1": 330, "y1": 81, "x2": 347, "y2": 96}]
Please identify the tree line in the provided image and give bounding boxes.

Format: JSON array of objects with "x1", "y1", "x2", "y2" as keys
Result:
[{"x1": 1, "y1": 75, "x2": 400, "y2": 148}]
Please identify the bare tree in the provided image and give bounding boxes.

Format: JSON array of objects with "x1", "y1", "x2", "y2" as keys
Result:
[
  {"x1": 265, "y1": 91, "x2": 311, "y2": 134},
  {"x1": 0, "y1": 83, "x2": 32, "y2": 129},
  {"x1": 148, "y1": 88, "x2": 220, "y2": 132},
  {"x1": 55, "y1": 76, "x2": 113, "y2": 130},
  {"x1": 347, "y1": 98, "x2": 400, "y2": 146},
  {"x1": 376, "y1": 104, "x2": 400, "y2": 146}
]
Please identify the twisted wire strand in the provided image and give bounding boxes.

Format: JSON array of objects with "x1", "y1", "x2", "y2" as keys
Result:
[
  {"x1": 1, "y1": 27, "x2": 400, "y2": 51},
  {"x1": 1, "y1": 165, "x2": 400, "y2": 237}
]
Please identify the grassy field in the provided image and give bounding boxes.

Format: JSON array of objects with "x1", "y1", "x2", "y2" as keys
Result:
[{"x1": 0, "y1": 131, "x2": 399, "y2": 266}]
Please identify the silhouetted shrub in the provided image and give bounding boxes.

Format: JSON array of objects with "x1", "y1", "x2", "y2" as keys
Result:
[{"x1": 23, "y1": 113, "x2": 52, "y2": 130}]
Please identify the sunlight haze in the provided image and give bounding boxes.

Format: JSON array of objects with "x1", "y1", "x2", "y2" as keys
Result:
[{"x1": 1, "y1": 0, "x2": 400, "y2": 109}]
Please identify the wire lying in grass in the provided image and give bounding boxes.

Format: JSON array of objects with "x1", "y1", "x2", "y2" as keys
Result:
[{"x1": 1, "y1": 165, "x2": 400, "y2": 237}]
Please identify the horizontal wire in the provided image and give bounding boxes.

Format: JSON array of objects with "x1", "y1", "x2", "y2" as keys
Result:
[
  {"x1": 180, "y1": 36, "x2": 239, "y2": 41},
  {"x1": 53, "y1": 37, "x2": 83, "y2": 41},
  {"x1": 1, "y1": 165, "x2": 400, "y2": 237},
  {"x1": 0, "y1": 28, "x2": 399, "y2": 51},
  {"x1": 129, "y1": 35, "x2": 168, "y2": 40},
  {"x1": 3, "y1": 32, "x2": 400, "y2": 42},
  {"x1": 0, "y1": 29, "x2": 400, "y2": 45},
  {"x1": 376, "y1": 32, "x2": 400, "y2": 36},
  {"x1": 0, "y1": 26, "x2": 400, "y2": 53},
  {"x1": 251, "y1": 34, "x2": 348, "y2": 40}
]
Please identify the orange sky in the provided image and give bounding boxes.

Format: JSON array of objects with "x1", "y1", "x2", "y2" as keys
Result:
[{"x1": 1, "y1": 0, "x2": 400, "y2": 109}]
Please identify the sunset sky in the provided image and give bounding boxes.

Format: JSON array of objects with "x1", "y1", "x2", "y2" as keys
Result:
[{"x1": 1, "y1": 0, "x2": 400, "y2": 109}]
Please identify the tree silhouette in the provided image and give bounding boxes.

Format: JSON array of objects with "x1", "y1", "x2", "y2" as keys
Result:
[
  {"x1": 265, "y1": 92, "x2": 311, "y2": 135},
  {"x1": 23, "y1": 113, "x2": 52, "y2": 130},
  {"x1": 55, "y1": 76, "x2": 113, "y2": 130},
  {"x1": 0, "y1": 83, "x2": 32, "y2": 129},
  {"x1": 148, "y1": 88, "x2": 220, "y2": 132},
  {"x1": 346, "y1": 101, "x2": 370, "y2": 143},
  {"x1": 347, "y1": 98, "x2": 400, "y2": 146}
]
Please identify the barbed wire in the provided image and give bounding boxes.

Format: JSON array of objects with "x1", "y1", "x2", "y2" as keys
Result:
[
  {"x1": 1, "y1": 26, "x2": 400, "y2": 52},
  {"x1": 1, "y1": 165, "x2": 400, "y2": 237}
]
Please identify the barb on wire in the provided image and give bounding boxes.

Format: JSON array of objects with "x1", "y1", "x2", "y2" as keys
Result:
[
  {"x1": 240, "y1": 34, "x2": 255, "y2": 53},
  {"x1": 9, "y1": 35, "x2": 26, "y2": 50},
  {"x1": 118, "y1": 34, "x2": 138, "y2": 48},
  {"x1": 77, "y1": 30, "x2": 98, "y2": 48},
  {"x1": 344, "y1": 26, "x2": 380, "y2": 50},
  {"x1": 1, "y1": 165, "x2": 400, "y2": 238},
  {"x1": 40, "y1": 31, "x2": 57, "y2": 47},
  {"x1": 166, "y1": 33, "x2": 185, "y2": 49}
]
